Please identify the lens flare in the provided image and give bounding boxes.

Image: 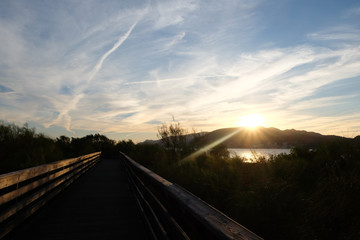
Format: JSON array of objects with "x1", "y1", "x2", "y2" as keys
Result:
[{"x1": 180, "y1": 128, "x2": 241, "y2": 164}]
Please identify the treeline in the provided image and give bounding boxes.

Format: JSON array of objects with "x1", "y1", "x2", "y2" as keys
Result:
[
  {"x1": 155, "y1": 144, "x2": 360, "y2": 239},
  {"x1": 0, "y1": 122, "x2": 125, "y2": 174},
  {"x1": 2, "y1": 121, "x2": 360, "y2": 239},
  {"x1": 122, "y1": 123, "x2": 360, "y2": 240}
]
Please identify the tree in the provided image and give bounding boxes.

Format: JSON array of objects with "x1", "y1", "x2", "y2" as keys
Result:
[
  {"x1": 116, "y1": 140, "x2": 135, "y2": 155},
  {"x1": 56, "y1": 136, "x2": 72, "y2": 158},
  {"x1": 210, "y1": 144, "x2": 230, "y2": 160},
  {"x1": 157, "y1": 120, "x2": 187, "y2": 161}
]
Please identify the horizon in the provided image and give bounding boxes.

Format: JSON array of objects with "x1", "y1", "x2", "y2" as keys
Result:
[
  {"x1": 2, "y1": 120, "x2": 357, "y2": 143},
  {"x1": 1, "y1": 1, "x2": 359, "y2": 142}
]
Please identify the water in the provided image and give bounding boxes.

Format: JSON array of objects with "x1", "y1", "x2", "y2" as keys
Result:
[{"x1": 229, "y1": 148, "x2": 291, "y2": 162}]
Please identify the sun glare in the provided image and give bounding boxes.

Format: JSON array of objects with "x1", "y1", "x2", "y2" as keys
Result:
[{"x1": 237, "y1": 114, "x2": 266, "y2": 128}]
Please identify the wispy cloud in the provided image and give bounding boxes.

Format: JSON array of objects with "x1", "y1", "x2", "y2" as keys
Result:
[
  {"x1": 88, "y1": 22, "x2": 138, "y2": 83},
  {"x1": 49, "y1": 21, "x2": 138, "y2": 130},
  {"x1": 342, "y1": 6, "x2": 360, "y2": 17},
  {"x1": 162, "y1": 32, "x2": 186, "y2": 51},
  {"x1": 307, "y1": 28, "x2": 360, "y2": 42},
  {"x1": 0, "y1": 0, "x2": 359, "y2": 140},
  {"x1": 151, "y1": 0, "x2": 198, "y2": 29}
]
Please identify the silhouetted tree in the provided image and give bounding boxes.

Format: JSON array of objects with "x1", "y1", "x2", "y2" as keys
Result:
[
  {"x1": 158, "y1": 120, "x2": 187, "y2": 161},
  {"x1": 210, "y1": 144, "x2": 230, "y2": 160},
  {"x1": 116, "y1": 140, "x2": 136, "y2": 155},
  {"x1": 56, "y1": 135, "x2": 72, "y2": 158},
  {"x1": 0, "y1": 122, "x2": 62, "y2": 174}
]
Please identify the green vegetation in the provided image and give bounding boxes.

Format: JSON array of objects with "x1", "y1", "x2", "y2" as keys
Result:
[
  {"x1": 130, "y1": 123, "x2": 360, "y2": 240},
  {"x1": 0, "y1": 122, "x2": 61, "y2": 174},
  {"x1": 0, "y1": 122, "x2": 117, "y2": 174},
  {"x1": 1, "y1": 121, "x2": 360, "y2": 239},
  {"x1": 157, "y1": 121, "x2": 188, "y2": 161}
]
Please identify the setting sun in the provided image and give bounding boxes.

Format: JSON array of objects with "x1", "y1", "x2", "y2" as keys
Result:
[{"x1": 237, "y1": 114, "x2": 266, "y2": 128}]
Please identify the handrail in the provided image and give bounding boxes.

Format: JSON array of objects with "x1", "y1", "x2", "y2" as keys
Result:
[
  {"x1": 120, "y1": 152, "x2": 263, "y2": 240},
  {"x1": 0, "y1": 152, "x2": 101, "y2": 239}
]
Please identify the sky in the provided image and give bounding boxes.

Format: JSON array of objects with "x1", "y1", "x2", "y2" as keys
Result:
[{"x1": 0, "y1": 0, "x2": 360, "y2": 142}]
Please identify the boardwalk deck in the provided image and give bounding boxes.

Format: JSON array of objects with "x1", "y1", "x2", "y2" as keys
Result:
[{"x1": 5, "y1": 158, "x2": 148, "y2": 240}]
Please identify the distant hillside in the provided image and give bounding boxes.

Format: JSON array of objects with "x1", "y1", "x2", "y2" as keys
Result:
[
  {"x1": 139, "y1": 132, "x2": 208, "y2": 146},
  {"x1": 354, "y1": 135, "x2": 360, "y2": 148},
  {"x1": 201, "y1": 127, "x2": 351, "y2": 148},
  {"x1": 140, "y1": 127, "x2": 355, "y2": 149}
]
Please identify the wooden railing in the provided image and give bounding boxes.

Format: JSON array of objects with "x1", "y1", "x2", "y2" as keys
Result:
[
  {"x1": 0, "y1": 152, "x2": 101, "y2": 238},
  {"x1": 120, "y1": 152, "x2": 263, "y2": 240}
]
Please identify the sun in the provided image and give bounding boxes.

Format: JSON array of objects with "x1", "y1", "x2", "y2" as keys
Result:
[{"x1": 237, "y1": 114, "x2": 266, "y2": 128}]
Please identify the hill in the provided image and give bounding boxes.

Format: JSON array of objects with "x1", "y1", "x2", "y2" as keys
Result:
[
  {"x1": 201, "y1": 127, "x2": 351, "y2": 148},
  {"x1": 139, "y1": 132, "x2": 209, "y2": 146}
]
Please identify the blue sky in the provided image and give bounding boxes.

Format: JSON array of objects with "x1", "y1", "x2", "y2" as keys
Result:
[{"x1": 0, "y1": 0, "x2": 359, "y2": 142}]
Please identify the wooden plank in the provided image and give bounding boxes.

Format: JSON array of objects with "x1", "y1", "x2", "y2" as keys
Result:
[
  {"x1": 167, "y1": 185, "x2": 263, "y2": 240},
  {"x1": 0, "y1": 158, "x2": 96, "y2": 224},
  {"x1": 0, "y1": 156, "x2": 99, "y2": 205},
  {"x1": 0, "y1": 152, "x2": 100, "y2": 189},
  {"x1": 0, "y1": 158, "x2": 77, "y2": 188},
  {"x1": 129, "y1": 169, "x2": 190, "y2": 240},
  {"x1": 0, "y1": 158, "x2": 99, "y2": 239},
  {"x1": 122, "y1": 153, "x2": 172, "y2": 187},
  {"x1": 121, "y1": 152, "x2": 263, "y2": 240},
  {"x1": 0, "y1": 157, "x2": 99, "y2": 224}
]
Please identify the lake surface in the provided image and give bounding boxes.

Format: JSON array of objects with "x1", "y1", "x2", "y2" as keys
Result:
[{"x1": 229, "y1": 148, "x2": 291, "y2": 162}]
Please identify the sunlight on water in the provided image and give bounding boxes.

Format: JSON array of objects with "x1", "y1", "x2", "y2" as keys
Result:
[
  {"x1": 240, "y1": 151, "x2": 257, "y2": 163},
  {"x1": 229, "y1": 148, "x2": 291, "y2": 163}
]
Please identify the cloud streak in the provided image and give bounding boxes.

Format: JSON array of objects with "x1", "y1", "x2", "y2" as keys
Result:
[
  {"x1": 0, "y1": 1, "x2": 359, "y2": 141},
  {"x1": 49, "y1": 21, "x2": 138, "y2": 130},
  {"x1": 88, "y1": 22, "x2": 138, "y2": 84}
]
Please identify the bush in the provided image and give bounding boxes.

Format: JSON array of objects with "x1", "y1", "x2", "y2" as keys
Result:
[
  {"x1": 133, "y1": 140, "x2": 360, "y2": 239},
  {"x1": 0, "y1": 122, "x2": 120, "y2": 174},
  {"x1": 0, "y1": 122, "x2": 62, "y2": 174}
]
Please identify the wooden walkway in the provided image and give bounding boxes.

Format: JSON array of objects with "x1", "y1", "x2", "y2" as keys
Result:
[{"x1": 6, "y1": 159, "x2": 148, "y2": 240}]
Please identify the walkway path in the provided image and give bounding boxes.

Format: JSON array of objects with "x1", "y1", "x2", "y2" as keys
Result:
[{"x1": 7, "y1": 158, "x2": 148, "y2": 240}]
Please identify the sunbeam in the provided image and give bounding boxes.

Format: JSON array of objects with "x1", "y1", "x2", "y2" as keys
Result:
[{"x1": 179, "y1": 128, "x2": 241, "y2": 165}]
